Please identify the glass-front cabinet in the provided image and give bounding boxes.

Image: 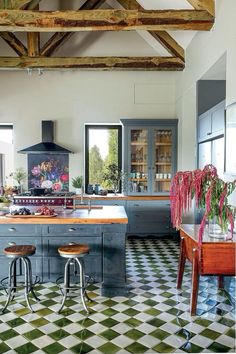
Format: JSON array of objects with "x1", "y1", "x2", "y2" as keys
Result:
[{"x1": 121, "y1": 119, "x2": 178, "y2": 195}]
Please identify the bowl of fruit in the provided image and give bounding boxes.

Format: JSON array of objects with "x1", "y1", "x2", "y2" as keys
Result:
[{"x1": 35, "y1": 206, "x2": 56, "y2": 216}]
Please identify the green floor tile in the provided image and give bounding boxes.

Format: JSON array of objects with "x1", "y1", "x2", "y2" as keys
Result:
[
  {"x1": 43, "y1": 342, "x2": 65, "y2": 354},
  {"x1": 201, "y1": 328, "x2": 221, "y2": 340},
  {"x1": 30, "y1": 318, "x2": 49, "y2": 327},
  {"x1": 77, "y1": 318, "x2": 95, "y2": 328},
  {"x1": 124, "y1": 318, "x2": 142, "y2": 327},
  {"x1": 147, "y1": 318, "x2": 165, "y2": 328},
  {"x1": 14, "y1": 308, "x2": 30, "y2": 316},
  {"x1": 102, "y1": 308, "x2": 119, "y2": 316},
  {"x1": 36, "y1": 308, "x2": 53, "y2": 316},
  {"x1": 144, "y1": 308, "x2": 161, "y2": 316},
  {"x1": 54, "y1": 318, "x2": 72, "y2": 328},
  {"x1": 143, "y1": 299, "x2": 158, "y2": 306},
  {"x1": 0, "y1": 343, "x2": 10, "y2": 354},
  {"x1": 24, "y1": 329, "x2": 44, "y2": 340},
  {"x1": 153, "y1": 342, "x2": 175, "y2": 353},
  {"x1": 180, "y1": 342, "x2": 204, "y2": 353},
  {"x1": 15, "y1": 342, "x2": 38, "y2": 354},
  {"x1": 71, "y1": 343, "x2": 93, "y2": 354},
  {"x1": 100, "y1": 318, "x2": 119, "y2": 328},
  {"x1": 207, "y1": 342, "x2": 231, "y2": 353},
  {"x1": 40, "y1": 299, "x2": 57, "y2": 307},
  {"x1": 49, "y1": 329, "x2": 70, "y2": 340},
  {"x1": 7, "y1": 317, "x2": 25, "y2": 327},
  {"x1": 98, "y1": 342, "x2": 121, "y2": 354},
  {"x1": 0, "y1": 328, "x2": 18, "y2": 341},
  {"x1": 74, "y1": 329, "x2": 94, "y2": 340},
  {"x1": 125, "y1": 328, "x2": 144, "y2": 340},
  {"x1": 99, "y1": 329, "x2": 120, "y2": 341},
  {"x1": 194, "y1": 318, "x2": 212, "y2": 327},
  {"x1": 150, "y1": 329, "x2": 170, "y2": 340},
  {"x1": 225, "y1": 328, "x2": 235, "y2": 338},
  {"x1": 125, "y1": 342, "x2": 148, "y2": 353},
  {"x1": 123, "y1": 308, "x2": 139, "y2": 316},
  {"x1": 45, "y1": 292, "x2": 59, "y2": 299}
]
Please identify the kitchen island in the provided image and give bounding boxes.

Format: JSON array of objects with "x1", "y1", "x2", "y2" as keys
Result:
[{"x1": 0, "y1": 206, "x2": 128, "y2": 297}]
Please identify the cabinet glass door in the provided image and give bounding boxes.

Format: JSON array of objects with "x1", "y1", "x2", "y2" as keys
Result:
[
  {"x1": 154, "y1": 129, "x2": 173, "y2": 193},
  {"x1": 129, "y1": 129, "x2": 148, "y2": 193}
]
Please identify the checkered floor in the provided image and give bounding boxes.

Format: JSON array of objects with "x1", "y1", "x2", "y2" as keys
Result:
[{"x1": 0, "y1": 238, "x2": 235, "y2": 354}]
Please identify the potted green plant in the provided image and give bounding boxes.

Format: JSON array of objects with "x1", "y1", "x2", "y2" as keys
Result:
[
  {"x1": 170, "y1": 164, "x2": 236, "y2": 244},
  {"x1": 72, "y1": 176, "x2": 83, "y2": 194},
  {"x1": 102, "y1": 163, "x2": 126, "y2": 195},
  {"x1": 10, "y1": 168, "x2": 27, "y2": 193},
  {"x1": 0, "y1": 196, "x2": 11, "y2": 208}
]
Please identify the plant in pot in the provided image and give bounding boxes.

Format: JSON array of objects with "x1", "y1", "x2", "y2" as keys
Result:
[
  {"x1": 10, "y1": 168, "x2": 28, "y2": 194},
  {"x1": 102, "y1": 163, "x2": 126, "y2": 195},
  {"x1": 0, "y1": 196, "x2": 11, "y2": 209},
  {"x1": 170, "y1": 164, "x2": 236, "y2": 244},
  {"x1": 72, "y1": 176, "x2": 83, "y2": 195}
]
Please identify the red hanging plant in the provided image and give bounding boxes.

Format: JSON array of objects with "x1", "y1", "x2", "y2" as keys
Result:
[{"x1": 170, "y1": 164, "x2": 236, "y2": 245}]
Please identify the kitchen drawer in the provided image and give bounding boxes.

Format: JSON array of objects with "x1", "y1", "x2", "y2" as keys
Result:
[
  {"x1": 127, "y1": 200, "x2": 170, "y2": 212},
  {"x1": 128, "y1": 220, "x2": 175, "y2": 234},
  {"x1": 43, "y1": 224, "x2": 101, "y2": 236},
  {"x1": 43, "y1": 236, "x2": 102, "y2": 256},
  {"x1": 0, "y1": 224, "x2": 41, "y2": 237},
  {"x1": 0, "y1": 237, "x2": 42, "y2": 255},
  {"x1": 92, "y1": 199, "x2": 126, "y2": 206}
]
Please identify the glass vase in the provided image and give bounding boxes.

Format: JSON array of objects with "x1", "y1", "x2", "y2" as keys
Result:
[{"x1": 208, "y1": 216, "x2": 227, "y2": 239}]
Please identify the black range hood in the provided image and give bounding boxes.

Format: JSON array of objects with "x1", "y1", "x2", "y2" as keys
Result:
[{"x1": 18, "y1": 121, "x2": 73, "y2": 154}]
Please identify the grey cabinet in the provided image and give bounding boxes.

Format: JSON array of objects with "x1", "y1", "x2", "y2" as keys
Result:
[
  {"x1": 198, "y1": 100, "x2": 225, "y2": 142},
  {"x1": 0, "y1": 224, "x2": 42, "y2": 280},
  {"x1": 126, "y1": 200, "x2": 176, "y2": 236},
  {"x1": 121, "y1": 119, "x2": 178, "y2": 195},
  {"x1": 42, "y1": 225, "x2": 102, "y2": 282}
]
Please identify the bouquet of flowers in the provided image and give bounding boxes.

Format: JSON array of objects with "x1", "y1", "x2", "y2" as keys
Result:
[{"x1": 170, "y1": 164, "x2": 236, "y2": 244}]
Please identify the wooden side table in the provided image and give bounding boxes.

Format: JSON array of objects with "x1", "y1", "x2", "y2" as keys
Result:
[{"x1": 177, "y1": 224, "x2": 235, "y2": 315}]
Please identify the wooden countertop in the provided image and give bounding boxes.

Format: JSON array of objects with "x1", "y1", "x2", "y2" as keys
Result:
[
  {"x1": 0, "y1": 206, "x2": 128, "y2": 225},
  {"x1": 74, "y1": 194, "x2": 170, "y2": 201}
]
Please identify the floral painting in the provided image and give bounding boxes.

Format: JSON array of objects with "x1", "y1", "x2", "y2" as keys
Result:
[{"x1": 28, "y1": 154, "x2": 69, "y2": 191}]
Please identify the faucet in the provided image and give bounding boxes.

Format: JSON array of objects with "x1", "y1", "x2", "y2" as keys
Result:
[
  {"x1": 88, "y1": 197, "x2": 92, "y2": 212},
  {"x1": 64, "y1": 192, "x2": 67, "y2": 209},
  {"x1": 80, "y1": 186, "x2": 84, "y2": 204}
]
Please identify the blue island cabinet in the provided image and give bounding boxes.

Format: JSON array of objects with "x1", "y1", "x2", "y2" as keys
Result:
[{"x1": 0, "y1": 222, "x2": 127, "y2": 297}]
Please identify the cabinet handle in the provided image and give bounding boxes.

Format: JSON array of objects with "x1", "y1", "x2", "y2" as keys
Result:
[
  {"x1": 68, "y1": 228, "x2": 76, "y2": 232},
  {"x1": 134, "y1": 204, "x2": 140, "y2": 206},
  {"x1": 135, "y1": 214, "x2": 140, "y2": 217},
  {"x1": 207, "y1": 132, "x2": 212, "y2": 136},
  {"x1": 8, "y1": 228, "x2": 16, "y2": 232}
]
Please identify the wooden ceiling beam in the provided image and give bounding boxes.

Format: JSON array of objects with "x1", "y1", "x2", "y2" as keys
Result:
[
  {"x1": 186, "y1": 0, "x2": 215, "y2": 16},
  {"x1": 0, "y1": 9, "x2": 214, "y2": 32},
  {"x1": 0, "y1": 56, "x2": 185, "y2": 71},
  {"x1": 0, "y1": 0, "x2": 32, "y2": 9},
  {"x1": 27, "y1": 32, "x2": 39, "y2": 56},
  {"x1": 40, "y1": 0, "x2": 106, "y2": 57},
  {"x1": 0, "y1": 31, "x2": 27, "y2": 55},
  {"x1": 25, "y1": 0, "x2": 41, "y2": 10},
  {"x1": 116, "y1": 0, "x2": 185, "y2": 63}
]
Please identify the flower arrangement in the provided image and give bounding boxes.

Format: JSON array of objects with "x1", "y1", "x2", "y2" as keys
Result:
[
  {"x1": 170, "y1": 164, "x2": 236, "y2": 244},
  {"x1": 10, "y1": 168, "x2": 27, "y2": 186},
  {"x1": 29, "y1": 155, "x2": 69, "y2": 191}
]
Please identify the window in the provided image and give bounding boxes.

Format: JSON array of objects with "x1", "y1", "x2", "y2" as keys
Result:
[
  {"x1": 0, "y1": 124, "x2": 14, "y2": 187},
  {"x1": 85, "y1": 125, "x2": 122, "y2": 192}
]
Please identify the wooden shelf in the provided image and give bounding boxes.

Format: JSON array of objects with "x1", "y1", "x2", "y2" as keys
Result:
[
  {"x1": 155, "y1": 162, "x2": 172, "y2": 165},
  {"x1": 130, "y1": 178, "x2": 147, "y2": 182},
  {"x1": 155, "y1": 143, "x2": 172, "y2": 146},
  {"x1": 131, "y1": 162, "x2": 147, "y2": 165},
  {"x1": 131, "y1": 142, "x2": 148, "y2": 145}
]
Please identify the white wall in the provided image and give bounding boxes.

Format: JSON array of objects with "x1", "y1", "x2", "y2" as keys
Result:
[
  {"x1": 0, "y1": 70, "x2": 177, "y2": 189},
  {"x1": 177, "y1": 0, "x2": 236, "y2": 216}
]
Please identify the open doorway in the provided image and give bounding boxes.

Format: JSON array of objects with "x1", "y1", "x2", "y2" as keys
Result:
[{"x1": 0, "y1": 124, "x2": 14, "y2": 188}]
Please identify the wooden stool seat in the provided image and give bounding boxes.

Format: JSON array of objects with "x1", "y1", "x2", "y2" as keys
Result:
[
  {"x1": 58, "y1": 244, "x2": 89, "y2": 256},
  {"x1": 4, "y1": 245, "x2": 36, "y2": 256}
]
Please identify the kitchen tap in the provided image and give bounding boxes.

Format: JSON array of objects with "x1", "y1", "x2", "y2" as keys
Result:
[
  {"x1": 88, "y1": 198, "x2": 91, "y2": 212},
  {"x1": 80, "y1": 187, "x2": 84, "y2": 204}
]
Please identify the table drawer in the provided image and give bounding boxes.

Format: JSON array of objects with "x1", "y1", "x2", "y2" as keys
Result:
[
  {"x1": 0, "y1": 224, "x2": 41, "y2": 236},
  {"x1": 44, "y1": 224, "x2": 101, "y2": 236}
]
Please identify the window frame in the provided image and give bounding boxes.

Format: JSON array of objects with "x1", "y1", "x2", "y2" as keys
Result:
[{"x1": 85, "y1": 124, "x2": 122, "y2": 193}]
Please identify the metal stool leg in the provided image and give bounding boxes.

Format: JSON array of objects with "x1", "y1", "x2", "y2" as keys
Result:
[
  {"x1": 75, "y1": 258, "x2": 90, "y2": 314},
  {"x1": 1, "y1": 258, "x2": 17, "y2": 313},
  {"x1": 58, "y1": 258, "x2": 71, "y2": 313},
  {"x1": 79, "y1": 258, "x2": 92, "y2": 302},
  {"x1": 22, "y1": 258, "x2": 34, "y2": 313},
  {"x1": 24, "y1": 257, "x2": 40, "y2": 302}
]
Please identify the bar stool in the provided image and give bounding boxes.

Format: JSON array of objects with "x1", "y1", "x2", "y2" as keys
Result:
[
  {"x1": 1, "y1": 243, "x2": 40, "y2": 313},
  {"x1": 57, "y1": 243, "x2": 91, "y2": 313}
]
